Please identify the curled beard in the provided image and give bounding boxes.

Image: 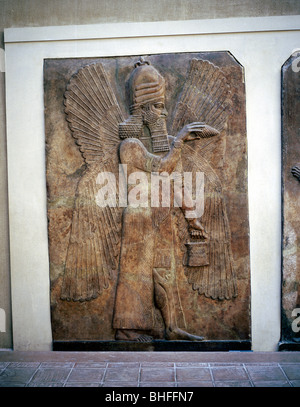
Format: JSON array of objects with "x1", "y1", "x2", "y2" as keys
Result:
[{"x1": 148, "y1": 117, "x2": 170, "y2": 153}]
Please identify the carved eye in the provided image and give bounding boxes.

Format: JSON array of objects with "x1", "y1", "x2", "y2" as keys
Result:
[{"x1": 154, "y1": 103, "x2": 164, "y2": 109}]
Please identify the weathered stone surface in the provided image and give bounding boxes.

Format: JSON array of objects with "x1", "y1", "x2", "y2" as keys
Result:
[
  {"x1": 44, "y1": 52, "x2": 250, "y2": 345},
  {"x1": 281, "y1": 52, "x2": 300, "y2": 344}
]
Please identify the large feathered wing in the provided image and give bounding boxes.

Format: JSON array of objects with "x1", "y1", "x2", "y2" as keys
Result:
[
  {"x1": 61, "y1": 63, "x2": 125, "y2": 301},
  {"x1": 64, "y1": 63, "x2": 124, "y2": 165},
  {"x1": 170, "y1": 58, "x2": 232, "y2": 135},
  {"x1": 172, "y1": 58, "x2": 237, "y2": 300},
  {"x1": 178, "y1": 145, "x2": 237, "y2": 300}
]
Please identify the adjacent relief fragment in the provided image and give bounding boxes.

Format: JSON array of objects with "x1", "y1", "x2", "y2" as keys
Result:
[
  {"x1": 45, "y1": 53, "x2": 250, "y2": 344},
  {"x1": 281, "y1": 52, "x2": 300, "y2": 347}
]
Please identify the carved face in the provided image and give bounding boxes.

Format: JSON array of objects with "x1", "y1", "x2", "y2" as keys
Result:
[
  {"x1": 141, "y1": 101, "x2": 168, "y2": 126},
  {"x1": 141, "y1": 101, "x2": 168, "y2": 137}
]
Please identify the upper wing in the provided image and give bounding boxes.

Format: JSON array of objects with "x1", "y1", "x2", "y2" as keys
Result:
[
  {"x1": 170, "y1": 59, "x2": 232, "y2": 136},
  {"x1": 64, "y1": 62, "x2": 125, "y2": 165}
]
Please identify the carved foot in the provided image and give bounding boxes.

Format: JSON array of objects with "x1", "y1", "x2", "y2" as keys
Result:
[
  {"x1": 115, "y1": 329, "x2": 153, "y2": 342},
  {"x1": 165, "y1": 327, "x2": 204, "y2": 341}
]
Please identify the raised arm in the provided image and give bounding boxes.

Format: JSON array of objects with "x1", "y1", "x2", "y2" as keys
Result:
[{"x1": 119, "y1": 122, "x2": 219, "y2": 174}]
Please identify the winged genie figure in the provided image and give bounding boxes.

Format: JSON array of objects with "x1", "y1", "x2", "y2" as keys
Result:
[{"x1": 61, "y1": 57, "x2": 237, "y2": 342}]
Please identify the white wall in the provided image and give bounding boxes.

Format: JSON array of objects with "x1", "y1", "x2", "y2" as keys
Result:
[
  {"x1": 0, "y1": 48, "x2": 12, "y2": 349},
  {"x1": 4, "y1": 15, "x2": 300, "y2": 351}
]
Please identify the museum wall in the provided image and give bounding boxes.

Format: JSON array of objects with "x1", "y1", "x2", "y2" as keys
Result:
[
  {"x1": 1, "y1": 0, "x2": 300, "y2": 45},
  {"x1": 0, "y1": 0, "x2": 300, "y2": 350}
]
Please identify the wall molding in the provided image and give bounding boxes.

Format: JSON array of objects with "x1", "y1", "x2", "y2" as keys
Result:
[{"x1": 4, "y1": 15, "x2": 300, "y2": 44}]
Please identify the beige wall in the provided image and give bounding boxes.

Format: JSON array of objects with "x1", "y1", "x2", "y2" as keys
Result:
[
  {"x1": 0, "y1": 68, "x2": 12, "y2": 348},
  {"x1": 0, "y1": 1, "x2": 299, "y2": 350},
  {"x1": 1, "y1": 0, "x2": 300, "y2": 46}
]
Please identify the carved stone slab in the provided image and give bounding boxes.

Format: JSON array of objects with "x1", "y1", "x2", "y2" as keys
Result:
[
  {"x1": 44, "y1": 52, "x2": 250, "y2": 346},
  {"x1": 281, "y1": 52, "x2": 300, "y2": 347}
]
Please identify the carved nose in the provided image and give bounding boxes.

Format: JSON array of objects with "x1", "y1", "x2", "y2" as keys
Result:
[{"x1": 162, "y1": 108, "x2": 168, "y2": 117}]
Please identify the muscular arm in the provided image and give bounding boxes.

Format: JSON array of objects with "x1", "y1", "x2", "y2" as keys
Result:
[
  {"x1": 119, "y1": 122, "x2": 218, "y2": 174},
  {"x1": 119, "y1": 137, "x2": 182, "y2": 174}
]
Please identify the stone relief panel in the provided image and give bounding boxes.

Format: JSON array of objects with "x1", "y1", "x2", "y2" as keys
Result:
[
  {"x1": 44, "y1": 52, "x2": 250, "y2": 344},
  {"x1": 281, "y1": 52, "x2": 300, "y2": 346}
]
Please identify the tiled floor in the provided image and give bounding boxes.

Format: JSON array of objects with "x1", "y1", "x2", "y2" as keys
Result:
[{"x1": 0, "y1": 351, "x2": 300, "y2": 387}]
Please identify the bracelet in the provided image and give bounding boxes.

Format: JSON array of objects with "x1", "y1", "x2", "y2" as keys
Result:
[
  {"x1": 151, "y1": 156, "x2": 161, "y2": 172},
  {"x1": 173, "y1": 138, "x2": 184, "y2": 149}
]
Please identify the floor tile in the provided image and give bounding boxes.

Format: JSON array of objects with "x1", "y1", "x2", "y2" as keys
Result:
[
  {"x1": 244, "y1": 362, "x2": 278, "y2": 366},
  {"x1": 0, "y1": 367, "x2": 37, "y2": 383},
  {"x1": 104, "y1": 367, "x2": 139, "y2": 382},
  {"x1": 0, "y1": 351, "x2": 300, "y2": 387},
  {"x1": 141, "y1": 362, "x2": 174, "y2": 367},
  {"x1": 64, "y1": 382, "x2": 100, "y2": 387},
  {"x1": 40, "y1": 362, "x2": 74, "y2": 368},
  {"x1": 176, "y1": 367, "x2": 211, "y2": 382},
  {"x1": 215, "y1": 381, "x2": 252, "y2": 387},
  {"x1": 176, "y1": 362, "x2": 208, "y2": 367},
  {"x1": 74, "y1": 362, "x2": 106, "y2": 369},
  {"x1": 177, "y1": 381, "x2": 213, "y2": 387},
  {"x1": 0, "y1": 382, "x2": 26, "y2": 387},
  {"x1": 102, "y1": 381, "x2": 139, "y2": 387},
  {"x1": 140, "y1": 367, "x2": 175, "y2": 382},
  {"x1": 67, "y1": 368, "x2": 105, "y2": 382},
  {"x1": 8, "y1": 362, "x2": 40, "y2": 368},
  {"x1": 0, "y1": 363, "x2": 9, "y2": 369},
  {"x1": 253, "y1": 380, "x2": 291, "y2": 387},
  {"x1": 211, "y1": 366, "x2": 248, "y2": 381},
  {"x1": 27, "y1": 382, "x2": 64, "y2": 387},
  {"x1": 280, "y1": 364, "x2": 300, "y2": 380},
  {"x1": 246, "y1": 365, "x2": 286, "y2": 381},
  {"x1": 108, "y1": 362, "x2": 140, "y2": 368},
  {"x1": 209, "y1": 363, "x2": 243, "y2": 366},
  {"x1": 139, "y1": 382, "x2": 176, "y2": 387},
  {"x1": 291, "y1": 380, "x2": 300, "y2": 387},
  {"x1": 31, "y1": 368, "x2": 71, "y2": 383},
  {"x1": 139, "y1": 382, "x2": 177, "y2": 387}
]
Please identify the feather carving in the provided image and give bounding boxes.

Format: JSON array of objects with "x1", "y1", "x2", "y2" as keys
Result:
[
  {"x1": 61, "y1": 63, "x2": 125, "y2": 301},
  {"x1": 171, "y1": 59, "x2": 236, "y2": 300},
  {"x1": 171, "y1": 59, "x2": 232, "y2": 135},
  {"x1": 64, "y1": 63, "x2": 125, "y2": 164},
  {"x1": 61, "y1": 58, "x2": 236, "y2": 302},
  {"x1": 179, "y1": 140, "x2": 237, "y2": 300}
]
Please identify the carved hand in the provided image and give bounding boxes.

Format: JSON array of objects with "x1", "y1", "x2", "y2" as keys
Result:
[{"x1": 176, "y1": 122, "x2": 219, "y2": 142}]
